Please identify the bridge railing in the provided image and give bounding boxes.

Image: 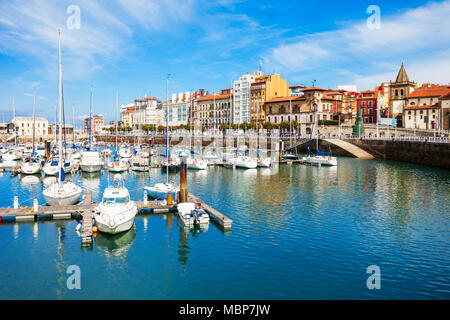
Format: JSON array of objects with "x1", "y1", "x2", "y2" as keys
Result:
[{"x1": 341, "y1": 135, "x2": 449, "y2": 144}]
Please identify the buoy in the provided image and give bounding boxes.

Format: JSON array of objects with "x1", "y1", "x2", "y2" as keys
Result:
[{"x1": 92, "y1": 226, "x2": 98, "y2": 233}]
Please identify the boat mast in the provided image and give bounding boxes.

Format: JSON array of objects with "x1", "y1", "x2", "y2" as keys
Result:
[
  {"x1": 58, "y1": 29, "x2": 63, "y2": 184},
  {"x1": 72, "y1": 104, "x2": 75, "y2": 146},
  {"x1": 89, "y1": 86, "x2": 93, "y2": 150},
  {"x1": 12, "y1": 97, "x2": 17, "y2": 146},
  {"x1": 32, "y1": 87, "x2": 36, "y2": 155},
  {"x1": 115, "y1": 91, "x2": 118, "y2": 153},
  {"x1": 166, "y1": 74, "x2": 170, "y2": 184}
]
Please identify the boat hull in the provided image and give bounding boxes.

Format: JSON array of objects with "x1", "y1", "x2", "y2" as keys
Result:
[
  {"x1": 96, "y1": 216, "x2": 135, "y2": 234},
  {"x1": 43, "y1": 188, "x2": 82, "y2": 206},
  {"x1": 80, "y1": 164, "x2": 103, "y2": 172}
]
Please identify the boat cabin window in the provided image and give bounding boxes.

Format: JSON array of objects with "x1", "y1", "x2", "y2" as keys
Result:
[{"x1": 102, "y1": 196, "x2": 130, "y2": 205}]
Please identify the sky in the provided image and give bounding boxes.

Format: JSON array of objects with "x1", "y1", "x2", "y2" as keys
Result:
[{"x1": 0, "y1": 0, "x2": 449, "y2": 126}]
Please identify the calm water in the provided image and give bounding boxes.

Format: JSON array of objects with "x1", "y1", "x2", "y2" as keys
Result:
[{"x1": 0, "y1": 157, "x2": 449, "y2": 299}]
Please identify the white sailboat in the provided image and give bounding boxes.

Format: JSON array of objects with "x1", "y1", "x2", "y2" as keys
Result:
[
  {"x1": 187, "y1": 157, "x2": 208, "y2": 170},
  {"x1": 118, "y1": 147, "x2": 132, "y2": 158},
  {"x1": 231, "y1": 155, "x2": 258, "y2": 169},
  {"x1": 80, "y1": 86, "x2": 103, "y2": 172},
  {"x1": 145, "y1": 75, "x2": 179, "y2": 200},
  {"x1": 302, "y1": 108, "x2": 337, "y2": 167},
  {"x1": 20, "y1": 158, "x2": 41, "y2": 175},
  {"x1": 43, "y1": 29, "x2": 82, "y2": 206},
  {"x1": 107, "y1": 92, "x2": 128, "y2": 173},
  {"x1": 94, "y1": 175, "x2": 137, "y2": 234}
]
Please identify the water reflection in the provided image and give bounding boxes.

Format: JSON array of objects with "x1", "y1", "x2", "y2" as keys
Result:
[
  {"x1": 95, "y1": 224, "x2": 137, "y2": 259},
  {"x1": 19, "y1": 174, "x2": 41, "y2": 186}
]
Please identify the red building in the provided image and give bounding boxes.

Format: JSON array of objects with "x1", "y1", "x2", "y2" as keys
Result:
[
  {"x1": 356, "y1": 90, "x2": 378, "y2": 124},
  {"x1": 84, "y1": 115, "x2": 104, "y2": 134}
]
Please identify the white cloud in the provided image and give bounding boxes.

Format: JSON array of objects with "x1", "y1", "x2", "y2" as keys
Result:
[{"x1": 263, "y1": 0, "x2": 450, "y2": 88}]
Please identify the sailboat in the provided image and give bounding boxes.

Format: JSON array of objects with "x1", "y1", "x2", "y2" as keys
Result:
[
  {"x1": 20, "y1": 89, "x2": 41, "y2": 175},
  {"x1": 80, "y1": 86, "x2": 103, "y2": 172},
  {"x1": 107, "y1": 92, "x2": 128, "y2": 173},
  {"x1": 145, "y1": 75, "x2": 180, "y2": 200},
  {"x1": 43, "y1": 29, "x2": 82, "y2": 206},
  {"x1": 94, "y1": 174, "x2": 137, "y2": 234},
  {"x1": 302, "y1": 110, "x2": 337, "y2": 166}
]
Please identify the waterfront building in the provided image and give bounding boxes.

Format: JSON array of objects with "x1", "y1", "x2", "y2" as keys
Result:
[
  {"x1": 133, "y1": 97, "x2": 163, "y2": 128},
  {"x1": 441, "y1": 92, "x2": 450, "y2": 131},
  {"x1": 264, "y1": 87, "x2": 336, "y2": 135},
  {"x1": 48, "y1": 123, "x2": 74, "y2": 135},
  {"x1": 389, "y1": 63, "x2": 417, "y2": 126},
  {"x1": 12, "y1": 116, "x2": 48, "y2": 137},
  {"x1": 194, "y1": 89, "x2": 232, "y2": 128},
  {"x1": 403, "y1": 83, "x2": 450, "y2": 130},
  {"x1": 356, "y1": 90, "x2": 378, "y2": 124},
  {"x1": 0, "y1": 123, "x2": 14, "y2": 135},
  {"x1": 120, "y1": 107, "x2": 135, "y2": 128},
  {"x1": 233, "y1": 71, "x2": 262, "y2": 124},
  {"x1": 250, "y1": 74, "x2": 289, "y2": 125},
  {"x1": 84, "y1": 115, "x2": 104, "y2": 134}
]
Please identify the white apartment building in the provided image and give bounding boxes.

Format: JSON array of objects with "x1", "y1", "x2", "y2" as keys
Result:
[
  {"x1": 13, "y1": 116, "x2": 48, "y2": 137},
  {"x1": 133, "y1": 97, "x2": 163, "y2": 127},
  {"x1": 164, "y1": 92, "x2": 190, "y2": 126},
  {"x1": 233, "y1": 71, "x2": 263, "y2": 124}
]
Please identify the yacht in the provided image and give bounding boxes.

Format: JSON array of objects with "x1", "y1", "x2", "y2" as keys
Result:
[
  {"x1": 80, "y1": 150, "x2": 103, "y2": 172},
  {"x1": 302, "y1": 154, "x2": 337, "y2": 166},
  {"x1": 203, "y1": 150, "x2": 220, "y2": 165},
  {"x1": 2, "y1": 149, "x2": 22, "y2": 161},
  {"x1": 94, "y1": 182, "x2": 137, "y2": 234}
]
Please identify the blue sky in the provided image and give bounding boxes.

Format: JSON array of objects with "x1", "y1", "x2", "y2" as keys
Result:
[{"x1": 0, "y1": 0, "x2": 449, "y2": 126}]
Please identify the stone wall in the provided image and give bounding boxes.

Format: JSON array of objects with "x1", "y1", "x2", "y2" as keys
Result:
[{"x1": 343, "y1": 139, "x2": 450, "y2": 169}]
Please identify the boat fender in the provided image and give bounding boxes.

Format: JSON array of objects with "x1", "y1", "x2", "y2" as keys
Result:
[{"x1": 75, "y1": 223, "x2": 82, "y2": 232}]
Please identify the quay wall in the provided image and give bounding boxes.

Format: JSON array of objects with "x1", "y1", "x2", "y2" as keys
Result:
[{"x1": 342, "y1": 139, "x2": 450, "y2": 170}]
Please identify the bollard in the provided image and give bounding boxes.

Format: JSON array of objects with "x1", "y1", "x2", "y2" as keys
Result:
[
  {"x1": 13, "y1": 196, "x2": 19, "y2": 209},
  {"x1": 279, "y1": 140, "x2": 283, "y2": 162},
  {"x1": 143, "y1": 190, "x2": 148, "y2": 205},
  {"x1": 33, "y1": 199, "x2": 38, "y2": 212},
  {"x1": 179, "y1": 156, "x2": 187, "y2": 203},
  {"x1": 167, "y1": 193, "x2": 173, "y2": 206}
]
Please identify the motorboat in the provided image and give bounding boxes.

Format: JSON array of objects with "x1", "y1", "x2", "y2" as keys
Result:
[
  {"x1": 2, "y1": 149, "x2": 22, "y2": 161},
  {"x1": 19, "y1": 158, "x2": 41, "y2": 175},
  {"x1": 131, "y1": 156, "x2": 149, "y2": 172},
  {"x1": 187, "y1": 157, "x2": 208, "y2": 170},
  {"x1": 144, "y1": 182, "x2": 179, "y2": 200},
  {"x1": 80, "y1": 150, "x2": 103, "y2": 172},
  {"x1": 177, "y1": 202, "x2": 210, "y2": 226},
  {"x1": 94, "y1": 182, "x2": 137, "y2": 234}
]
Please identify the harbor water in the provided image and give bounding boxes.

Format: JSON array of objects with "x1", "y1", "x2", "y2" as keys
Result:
[{"x1": 0, "y1": 157, "x2": 449, "y2": 299}]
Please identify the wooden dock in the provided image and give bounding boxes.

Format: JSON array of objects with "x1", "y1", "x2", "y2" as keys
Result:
[{"x1": 188, "y1": 193, "x2": 232, "y2": 229}]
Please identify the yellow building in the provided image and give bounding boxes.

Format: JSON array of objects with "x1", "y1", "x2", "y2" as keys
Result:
[{"x1": 250, "y1": 74, "x2": 289, "y2": 124}]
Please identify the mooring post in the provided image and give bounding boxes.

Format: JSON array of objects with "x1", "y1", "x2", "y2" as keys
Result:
[
  {"x1": 148, "y1": 138, "x2": 152, "y2": 166},
  {"x1": 143, "y1": 190, "x2": 148, "y2": 205},
  {"x1": 179, "y1": 156, "x2": 187, "y2": 203},
  {"x1": 45, "y1": 140, "x2": 51, "y2": 160},
  {"x1": 13, "y1": 196, "x2": 19, "y2": 209},
  {"x1": 279, "y1": 140, "x2": 284, "y2": 162},
  {"x1": 33, "y1": 199, "x2": 38, "y2": 212}
]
